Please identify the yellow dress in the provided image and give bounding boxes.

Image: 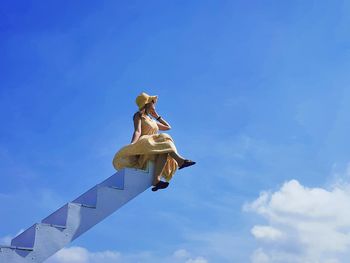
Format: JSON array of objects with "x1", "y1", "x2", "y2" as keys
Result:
[{"x1": 112, "y1": 114, "x2": 179, "y2": 182}]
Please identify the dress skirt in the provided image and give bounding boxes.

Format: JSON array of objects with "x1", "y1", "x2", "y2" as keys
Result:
[{"x1": 112, "y1": 132, "x2": 179, "y2": 182}]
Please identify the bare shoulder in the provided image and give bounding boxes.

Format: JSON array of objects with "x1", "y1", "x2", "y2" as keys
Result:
[{"x1": 133, "y1": 111, "x2": 141, "y2": 120}]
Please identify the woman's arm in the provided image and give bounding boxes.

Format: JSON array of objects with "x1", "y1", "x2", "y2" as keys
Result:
[
  {"x1": 155, "y1": 116, "x2": 171, "y2": 130},
  {"x1": 131, "y1": 113, "x2": 142, "y2": 144},
  {"x1": 149, "y1": 107, "x2": 171, "y2": 130},
  {"x1": 148, "y1": 102, "x2": 171, "y2": 130}
]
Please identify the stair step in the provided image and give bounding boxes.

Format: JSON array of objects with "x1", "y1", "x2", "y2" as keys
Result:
[
  {"x1": 41, "y1": 223, "x2": 67, "y2": 229},
  {"x1": 72, "y1": 202, "x2": 97, "y2": 209},
  {"x1": 0, "y1": 246, "x2": 34, "y2": 251},
  {"x1": 11, "y1": 224, "x2": 36, "y2": 249},
  {"x1": 42, "y1": 204, "x2": 69, "y2": 228},
  {"x1": 99, "y1": 170, "x2": 125, "y2": 189},
  {"x1": 0, "y1": 161, "x2": 155, "y2": 263},
  {"x1": 107, "y1": 185, "x2": 124, "y2": 190},
  {"x1": 73, "y1": 186, "x2": 98, "y2": 208}
]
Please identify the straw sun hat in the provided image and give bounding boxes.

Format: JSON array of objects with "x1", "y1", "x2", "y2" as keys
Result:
[{"x1": 135, "y1": 92, "x2": 158, "y2": 110}]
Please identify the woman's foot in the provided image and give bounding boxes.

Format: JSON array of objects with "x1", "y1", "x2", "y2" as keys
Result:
[
  {"x1": 151, "y1": 181, "x2": 169, "y2": 191},
  {"x1": 178, "y1": 159, "x2": 196, "y2": 170}
]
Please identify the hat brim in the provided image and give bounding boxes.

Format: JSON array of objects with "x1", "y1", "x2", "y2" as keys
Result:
[
  {"x1": 138, "y1": 95, "x2": 158, "y2": 110},
  {"x1": 148, "y1": 95, "x2": 158, "y2": 104}
]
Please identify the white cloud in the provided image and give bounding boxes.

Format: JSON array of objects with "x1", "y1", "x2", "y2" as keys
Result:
[
  {"x1": 251, "y1": 225, "x2": 283, "y2": 241},
  {"x1": 46, "y1": 247, "x2": 140, "y2": 263},
  {"x1": 172, "y1": 250, "x2": 208, "y2": 263},
  {"x1": 47, "y1": 247, "x2": 89, "y2": 263},
  {"x1": 173, "y1": 249, "x2": 191, "y2": 259},
  {"x1": 186, "y1": 257, "x2": 208, "y2": 263},
  {"x1": 89, "y1": 250, "x2": 121, "y2": 262},
  {"x1": 31, "y1": 244, "x2": 210, "y2": 263},
  {"x1": 251, "y1": 248, "x2": 270, "y2": 263},
  {"x1": 0, "y1": 235, "x2": 12, "y2": 246},
  {"x1": 45, "y1": 246, "x2": 208, "y2": 263},
  {"x1": 244, "y1": 178, "x2": 350, "y2": 262},
  {"x1": 329, "y1": 162, "x2": 350, "y2": 189}
]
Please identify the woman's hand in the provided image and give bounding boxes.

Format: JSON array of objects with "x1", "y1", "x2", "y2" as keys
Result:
[{"x1": 149, "y1": 103, "x2": 172, "y2": 130}]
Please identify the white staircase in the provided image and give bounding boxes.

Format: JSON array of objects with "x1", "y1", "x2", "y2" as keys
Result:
[{"x1": 0, "y1": 161, "x2": 155, "y2": 263}]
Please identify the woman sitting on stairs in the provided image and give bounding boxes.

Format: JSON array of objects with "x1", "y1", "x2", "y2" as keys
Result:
[{"x1": 112, "y1": 92, "x2": 196, "y2": 192}]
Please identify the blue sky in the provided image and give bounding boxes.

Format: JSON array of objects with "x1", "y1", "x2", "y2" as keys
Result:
[{"x1": 1, "y1": 1, "x2": 350, "y2": 262}]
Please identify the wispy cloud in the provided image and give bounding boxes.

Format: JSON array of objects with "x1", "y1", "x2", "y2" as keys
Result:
[
  {"x1": 0, "y1": 187, "x2": 65, "y2": 240},
  {"x1": 0, "y1": 235, "x2": 12, "y2": 246},
  {"x1": 0, "y1": 229, "x2": 24, "y2": 246}
]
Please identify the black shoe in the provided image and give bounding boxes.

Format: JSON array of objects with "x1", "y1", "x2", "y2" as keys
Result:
[
  {"x1": 178, "y1": 159, "x2": 196, "y2": 170},
  {"x1": 151, "y1": 181, "x2": 169, "y2": 191}
]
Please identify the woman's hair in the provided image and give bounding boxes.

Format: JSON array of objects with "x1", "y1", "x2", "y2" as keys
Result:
[{"x1": 138, "y1": 103, "x2": 151, "y2": 116}]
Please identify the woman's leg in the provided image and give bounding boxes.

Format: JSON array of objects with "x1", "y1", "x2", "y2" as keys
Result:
[
  {"x1": 168, "y1": 151, "x2": 186, "y2": 166},
  {"x1": 153, "y1": 153, "x2": 169, "y2": 186}
]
